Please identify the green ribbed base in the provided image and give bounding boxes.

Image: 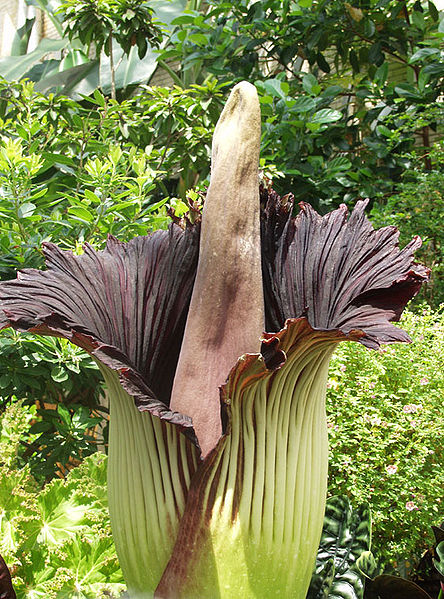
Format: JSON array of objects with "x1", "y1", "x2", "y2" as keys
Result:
[
  {"x1": 101, "y1": 367, "x2": 198, "y2": 597},
  {"x1": 157, "y1": 323, "x2": 336, "y2": 598}
]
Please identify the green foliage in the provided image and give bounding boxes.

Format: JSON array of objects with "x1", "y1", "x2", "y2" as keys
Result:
[
  {"x1": 0, "y1": 0, "x2": 187, "y2": 99},
  {"x1": 0, "y1": 401, "x2": 36, "y2": 469},
  {"x1": 434, "y1": 541, "x2": 444, "y2": 578},
  {"x1": 26, "y1": 403, "x2": 105, "y2": 483},
  {"x1": 370, "y1": 142, "x2": 444, "y2": 308},
  {"x1": 58, "y1": 0, "x2": 163, "y2": 60},
  {"x1": 0, "y1": 77, "x2": 225, "y2": 278},
  {"x1": 0, "y1": 395, "x2": 105, "y2": 484},
  {"x1": 161, "y1": 0, "x2": 444, "y2": 207},
  {"x1": 327, "y1": 307, "x2": 444, "y2": 567},
  {"x1": 0, "y1": 80, "x2": 168, "y2": 274},
  {"x1": 356, "y1": 551, "x2": 436, "y2": 598},
  {"x1": 1, "y1": 0, "x2": 443, "y2": 209},
  {"x1": 0, "y1": 329, "x2": 101, "y2": 403},
  {"x1": 307, "y1": 496, "x2": 371, "y2": 599},
  {"x1": 0, "y1": 404, "x2": 124, "y2": 597},
  {"x1": 0, "y1": 330, "x2": 104, "y2": 482}
]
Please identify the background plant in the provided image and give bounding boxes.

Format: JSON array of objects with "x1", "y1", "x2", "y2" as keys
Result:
[
  {"x1": 370, "y1": 141, "x2": 444, "y2": 306},
  {"x1": 327, "y1": 306, "x2": 444, "y2": 569},
  {"x1": 0, "y1": 0, "x2": 188, "y2": 99},
  {"x1": 58, "y1": 0, "x2": 164, "y2": 99},
  {"x1": 0, "y1": 77, "x2": 225, "y2": 272},
  {"x1": 161, "y1": 0, "x2": 444, "y2": 207},
  {"x1": 0, "y1": 332, "x2": 103, "y2": 482},
  {"x1": 0, "y1": 401, "x2": 125, "y2": 598}
]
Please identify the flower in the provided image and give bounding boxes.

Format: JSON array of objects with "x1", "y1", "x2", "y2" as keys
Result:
[
  {"x1": 365, "y1": 414, "x2": 382, "y2": 426},
  {"x1": 403, "y1": 403, "x2": 422, "y2": 413},
  {"x1": 406, "y1": 501, "x2": 418, "y2": 511},
  {"x1": 420, "y1": 377, "x2": 429, "y2": 385},
  {"x1": 386, "y1": 464, "x2": 398, "y2": 475},
  {"x1": 0, "y1": 83, "x2": 429, "y2": 598}
]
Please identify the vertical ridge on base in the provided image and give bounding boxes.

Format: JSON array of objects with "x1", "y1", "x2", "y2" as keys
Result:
[
  {"x1": 156, "y1": 319, "x2": 339, "y2": 598},
  {"x1": 102, "y1": 367, "x2": 199, "y2": 597}
]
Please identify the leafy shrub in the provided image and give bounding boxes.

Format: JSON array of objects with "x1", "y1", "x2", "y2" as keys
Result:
[
  {"x1": 0, "y1": 401, "x2": 125, "y2": 597},
  {"x1": 162, "y1": 0, "x2": 444, "y2": 207},
  {"x1": 0, "y1": 332, "x2": 101, "y2": 405},
  {"x1": 327, "y1": 306, "x2": 444, "y2": 568},
  {"x1": 0, "y1": 332, "x2": 104, "y2": 482},
  {"x1": 370, "y1": 142, "x2": 444, "y2": 308},
  {"x1": 0, "y1": 77, "x2": 231, "y2": 276}
]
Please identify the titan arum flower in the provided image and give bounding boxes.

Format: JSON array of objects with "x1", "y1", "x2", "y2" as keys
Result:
[{"x1": 0, "y1": 83, "x2": 429, "y2": 598}]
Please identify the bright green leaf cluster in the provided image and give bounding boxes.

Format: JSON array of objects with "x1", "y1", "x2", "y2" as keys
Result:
[
  {"x1": 0, "y1": 334, "x2": 102, "y2": 482},
  {"x1": 0, "y1": 78, "x2": 227, "y2": 276},
  {"x1": 0, "y1": 405, "x2": 124, "y2": 598},
  {"x1": 327, "y1": 307, "x2": 444, "y2": 567}
]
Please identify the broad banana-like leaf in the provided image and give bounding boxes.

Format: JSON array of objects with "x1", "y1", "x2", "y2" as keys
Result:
[
  {"x1": 99, "y1": 45, "x2": 158, "y2": 95},
  {"x1": 98, "y1": 0, "x2": 188, "y2": 94},
  {"x1": 34, "y1": 61, "x2": 99, "y2": 96},
  {"x1": 1, "y1": 0, "x2": 186, "y2": 97},
  {"x1": 0, "y1": 38, "x2": 68, "y2": 80},
  {"x1": 150, "y1": 0, "x2": 188, "y2": 27},
  {"x1": 10, "y1": 18, "x2": 35, "y2": 56},
  {"x1": 27, "y1": 0, "x2": 64, "y2": 36}
]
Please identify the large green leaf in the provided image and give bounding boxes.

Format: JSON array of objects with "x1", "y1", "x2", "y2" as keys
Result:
[
  {"x1": 307, "y1": 496, "x2": 371, "y2": 599},
  {"x1": 10, "y1": 18, "x2": 35, "y2": 56},
  {"x1": 34, "y1": 60, "x2": 99, "y2": 97},
  {"x1": 0, "y1": 38, "x2": 68, "y2": 80},
  {"x1": 434, "y1": 540, "x2": 444, "y2": 577},
  {"x1": 151, "y1": 0, "x2": 187, "y2": 28},
  {"x1": 363, "y1": 575, "x2": 433, "y2": 599},
  {"x1": 23, "y1": 58, "x2": 61, "y2": 83},
  {"x1": 1, "y1": 0, "x2": 186, "y2": 96},
  {"x1": 50, "y1": 536, "x2": 126, "y2": 590},
  {"x1": 27, "y1": 0, "x2": 64, "y2": 36},
  {"x1": 99, "y1": 45, "x2": 158, "y2": 94},
  {"x1": 356, "y1": 550, "x2": 434, "y2": 598}
]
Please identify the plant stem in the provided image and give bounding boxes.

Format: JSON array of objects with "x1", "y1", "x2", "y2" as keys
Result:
[
  {"x1": 109, "y1": 33, "x2": 116, "y2": 101},
  {"x1": 157, "y1": 60, "x2": 185, "y2": 88}
]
